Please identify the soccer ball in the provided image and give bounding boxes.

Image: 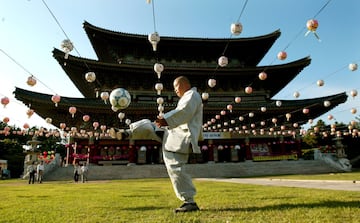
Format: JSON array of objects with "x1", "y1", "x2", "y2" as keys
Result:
[{"x1": 109, "y1": 88, "x2": 131, "y2": 111}]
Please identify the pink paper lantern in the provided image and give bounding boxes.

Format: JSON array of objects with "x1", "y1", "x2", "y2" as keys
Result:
[
  {"x1": 59, "y1": 123, "x2": 66, "y2": 130},
  {"x1": 23, "y1": 123, "x2": 30, "y2": 129},
  {"x1": 93, "y1": 122, "x2": 99, "y2": 130},
  {"x1": 245, "y1": 86, "x2": 253, "y2": 94},
  {"x1": 226, "y1": 104, "x2": 233, "y2": 112},
  {"x1": 83, "y1": 115, "x2": 90, "y2": 122},
  {"x1": 51, "y1": 94, "x2": 61, "y2": 107},
  {"x1": 1, "y1": 97, "x2": 9, "y2": 108},
  {"x1": 3, "y1": 117, "x2": 9, "y2": 123},
  {"x1": 277, "y1": 51, "x2": 287, "y2": 60},
  {"x1": 258, "y1": 72, "x2": 267, "y2": 80},
  {"x1": 69, "y1": 106, "x2": 77, "y2": 118}
]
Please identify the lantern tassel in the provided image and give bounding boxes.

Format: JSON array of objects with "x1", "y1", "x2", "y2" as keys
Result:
[{"x1": 314, "y1": 32, "x2": 321, "y2": 42}]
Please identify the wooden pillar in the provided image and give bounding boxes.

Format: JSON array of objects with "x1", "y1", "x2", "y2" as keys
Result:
[{"x1": 127, "y1": 140, "x2": 136, "y2": 165}]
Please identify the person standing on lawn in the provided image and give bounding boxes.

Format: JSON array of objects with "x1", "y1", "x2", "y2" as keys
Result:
[{"x1": 155, "y1": 76, "x2": 203, "y2": 213}]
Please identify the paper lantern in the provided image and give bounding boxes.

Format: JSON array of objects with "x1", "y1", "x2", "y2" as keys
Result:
[
  {"x1": 249, "y1": 112, "x2": 254, "y2": 117},
  {"x1": 118, "y1": 112, "x2": 125, "y2": 122},
  {"x1": 293, "y1": 91, "x2": 300, "y2": 98},
  {"x1": 276, "y1": 100, "x2": 282, "y2": 107},
  {"x1": 92, "y1": 122, "x2": 99, "y2": 130},
  {"x1": 83, "y1": 115, "x2": 90, "y2": 122},
  {"x1": 3, "y1": 117, "x2": 9, "y2": 123},
  {"x1": 245, "y1": 86, "x2": 253, "y2": 94},
  {"x1": 26, "y1": 109, "x2": 34, "y2": 118},
  {"x1": 208, "y1": 79, "x2": 216, "y2": 88},
  {"x1": 218, "y1": 56, "x2": 228, "y2": 67},
  {"x1": 305, "y1": 19, "x2": 320, "y2": 40},
  {"x1": 45, "y1": 118, "x2": 52, "y2": 124},
  {"x1": 100, "y1": 125, "x2": 106, "y2": 133},
  {"x1": 85, "y1": 72, "x2": 96, "y2": 83},
  {"x1": 100, "y1": 92, "x2": 109, "y2": 104},
  {"x1": 61, "y1": 39, "x2": 74, "y2": 59},
  {"x1": 26, "y1": 76, "x2": 37, "y2": 86},
  {"x1": 258, "y1": 71, "x2": 267, "y2": 80},
  {"x1": 351, "y1": 108, "x2": 357, "y2": 114},
  {"x1": 154, "y1": 83, "x2": 163, "y2": 95},
  {"x1": 227, "y1": 104, "x2": 233, "y2": 112},
  {"x1": 260, "y1": 107, "x2": 267, "y2": 112},
  {"x1": 328, "y1": 114, "x2": 333, "y2": 120},
  {"x1": 286, "y1": 113, "x2": 291, "y2": 121},
  {"x1": 51, "y1": 94, "x2": 61, "y2": 107},
  {"x1": 23, "y1": 123, "x2": 30, "y2": 129},
  {"x1": 317, "y1": 80, "x2": 324, "y2": 87},
  {"x1": 157, "y1": 97, "x2": 164, "y2": 104},
  {"x1": 303, "y1": 108, "x2": 309, "y2": 114},
  {"x1": 323, "y1": 100, "x2": 331, "y2": 107},
  {"x1": 201, "y1": 92, "x2": 209, "y2": 101},
  {"x1": 349, "y1": 63, "x2": 358, "y2": 71},
  {"x1": 154, "y1": 63, "x2": 164, "y2": 79},
  {"x1": 125, "y1": 119, "x2": 131, "y2": 125},
  {"x1": 350, "y1": 89, "x2": 358, "y2": 98},
  {"x1": 230, "y1": 22, "x2": 242, "y2": 35},
  {"x1": 59, "y1": 123, "x2": 66, "y2": 130},
  {"x1": 234, "y1": 97, "x2": 241, "y2": 103},
  {"x1": 69, "y1": 106, "x2": 77, "y2": 118},
  {"x1": 148, "y1": 32, "x2": 160, "y2": 51},
  {"x1": 277, "y1": 51, "x2": 287, "y2": 60},
  {"x1": 1, "y1": 97, "x2": 9, "y2": 108}
]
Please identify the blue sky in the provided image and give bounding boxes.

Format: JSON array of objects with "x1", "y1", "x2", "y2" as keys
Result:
[{"x1": 0, "y1": 0, "x2": 360, "y2": 130}]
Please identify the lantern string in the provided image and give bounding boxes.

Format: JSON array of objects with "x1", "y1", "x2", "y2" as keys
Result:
[
  {"x1": 210, "y1": 0, "x2": 249, "y2": 79},
  {"x1": 313, "y1": 0, "x2": 332, "y2": 19},
  {"x1": 0, "y1": 49, "x2": 58, "y2": 95},
  {"x1": 262, "y1": 0, "x2": 332, "y2": 71},
  {"x1": 212, "y1": 0, "x2": 335, "y2": 132},
  {"x1": 151, "y1": 0, "x2": 157, "y2": 32},
  {"x1": 41, "y1": 0, "x2": 79, "y2": 62},
  {"x1": 221, "y1": 0, "x2": 249, "y2": 56}
]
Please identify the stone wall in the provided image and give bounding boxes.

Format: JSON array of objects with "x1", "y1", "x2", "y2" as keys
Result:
[{"x1": 44, "y1": 160, "x2": 342, "y2": 181}]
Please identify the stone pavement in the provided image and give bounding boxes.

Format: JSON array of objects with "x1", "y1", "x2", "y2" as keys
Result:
[{"x1": 197, "y1": 178, "x2": 360, "y2": 191}]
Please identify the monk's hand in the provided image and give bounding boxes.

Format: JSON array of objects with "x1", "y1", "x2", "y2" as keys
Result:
[{"x1": 155, "y1": 116, "x2": 168, "y2": 127}]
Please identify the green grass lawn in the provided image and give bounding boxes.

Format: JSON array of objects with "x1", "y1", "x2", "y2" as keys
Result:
[{"x1": 0, "y1": 173, "x2": 359, "y2": 223}]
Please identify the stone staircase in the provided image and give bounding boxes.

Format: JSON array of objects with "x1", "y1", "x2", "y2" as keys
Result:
[{"x1": 44, "y1": 160, "x2": 342, "y2": 181}]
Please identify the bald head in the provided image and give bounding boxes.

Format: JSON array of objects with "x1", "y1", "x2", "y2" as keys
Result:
[{"x1": 173, "y1": 76, "x2": 191, "y2": 98}]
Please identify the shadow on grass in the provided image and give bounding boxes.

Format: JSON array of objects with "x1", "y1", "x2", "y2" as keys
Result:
[
  {"x1": 204, "y1": 200, "x2": 360, "y2": 212},
  {"x1": 113, "y1": 205, "x2": 170, "y2": 211}
]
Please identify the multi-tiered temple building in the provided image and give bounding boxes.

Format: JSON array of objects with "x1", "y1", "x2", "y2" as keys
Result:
[{"x1": 14, "y1": 21, "x2": 347, "y2": 164}]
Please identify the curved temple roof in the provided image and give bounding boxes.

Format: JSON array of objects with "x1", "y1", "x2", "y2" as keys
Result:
[
  {"x1": 83, "y1": 21, "x2": 281, "y2": 67},
  {"x1": 14, "y1": 87, "x2": 347, "y2": 130},
  {"x1": 53, "y1": 48, "x2": 311, "y2": 99}
]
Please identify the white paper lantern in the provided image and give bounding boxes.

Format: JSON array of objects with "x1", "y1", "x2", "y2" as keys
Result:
[
  {"x1": 317, "y1": 79, "x2": 324, "y2": 87},
  {"x1": 218, "y1": 56, "x2": 228, "y2": 67},
  {"x1": 230, "y1": 22, "x2": 243, "y2": 35},
  {"x1": 202, "y1": 92, "x2": 209, "y2": 100},
  {"x1": 148, "y1": 32, "x2": 160, "y2": 51},
  {"x1": 349, "y1": 63, "x2": 358, "y2": 71},
  {"x1": 208, "y1": 79, "x2": 216, "y2": 88},
  {"x1": 85, "y1": 72, "x2": 96, "y2": 83},
  {"x1": 154, "y1": 63, "x2": 164, "y2": 79}
]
